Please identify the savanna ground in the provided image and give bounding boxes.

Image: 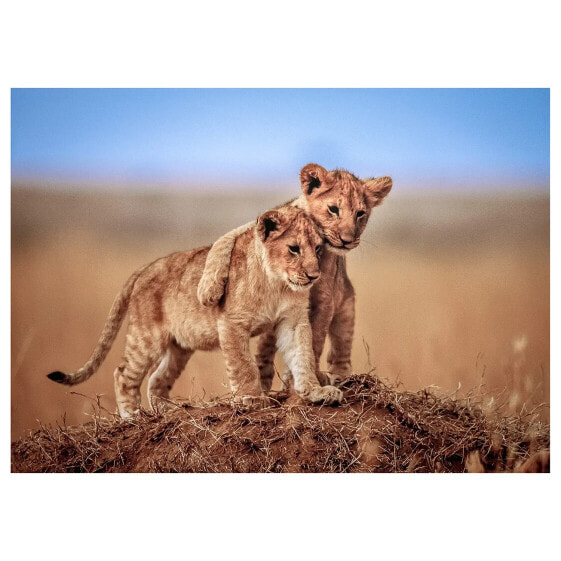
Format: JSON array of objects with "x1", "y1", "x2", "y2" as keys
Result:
[{"x1": 11, "y1": 184, "x2": 550, "y2": 471}]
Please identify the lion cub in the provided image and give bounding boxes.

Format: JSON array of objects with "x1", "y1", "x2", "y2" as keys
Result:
[
  {"x1": 198, "y1": 164, "x2": 392, "y2": 390},
  {"x1": 48, "y1": 206, "x2": 343, "y2": 417}
]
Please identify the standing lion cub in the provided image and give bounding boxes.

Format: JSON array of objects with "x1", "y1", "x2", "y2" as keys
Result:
[
  {"x1": 198, "y1": 164, "x2": 392, "y2": 389},
  {"x1": 47, "y1": 206, "x2": 343, "y2": 417}
]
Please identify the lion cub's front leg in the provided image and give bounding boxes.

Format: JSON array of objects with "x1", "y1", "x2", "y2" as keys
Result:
[
  {"x1": 256, "y1": 330, "x2": 277, "y2": 392},
  {"x1": 217, "y1": 318, "x2": 271, "y2": 408},
  {"x1": 197, "y1": 221, "x2": 255, "y2": 307},
  {"x1": 275, "y1": 317, "x2": 343, "y2": 405}
]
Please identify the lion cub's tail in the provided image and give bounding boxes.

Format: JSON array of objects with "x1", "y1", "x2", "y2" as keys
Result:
[{"x1": 47, "y1": 265, "x2": 146, "y2": 386}]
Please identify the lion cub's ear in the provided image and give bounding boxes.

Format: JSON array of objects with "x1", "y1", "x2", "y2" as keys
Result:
[
  {"x1": 257, "y1": 210, "x2": 287, "y2": 242},
  {"x1": 300, "y1": 163, "x2": 331, "y2": 197},
  {"x1": 364, "y1": 176, "x2": 393, "y2": 208}
]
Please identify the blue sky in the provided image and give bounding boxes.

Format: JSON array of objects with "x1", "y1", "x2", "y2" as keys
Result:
[{"x1": 11, "y1": 89, "x2": 550, "y2": 190}]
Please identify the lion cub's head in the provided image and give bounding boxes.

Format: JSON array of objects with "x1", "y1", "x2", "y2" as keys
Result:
[
  {"x1": 299, "y1": 163, "x2": 392, "y2": 255},
  {"x1": 256, "y1": 206, "x2": 323, "y2": 291}
]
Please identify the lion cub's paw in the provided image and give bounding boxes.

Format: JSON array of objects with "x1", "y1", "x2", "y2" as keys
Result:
[
  {"x1": 280, "y1": 370, "x2": 294, "y2": 391},
  {"x1": 149, "y1": 397, "x2": 178, "y2": 415},
  {"x1": 328, "y1": 373, "x2": 347, "y2": 386},
  {"x1": 316, "y1": 370, "x2": 350, "y2": 386},
  {"x1": 316, "y1": 371, "x2": 347, "y2": 387},
  {"x1": 306, "y1": 385, "x2": 343, "y2": 406},
  {"x1": 238, "y1": 394, "x2": 274, "y2": 410},
  {"x1": 197, "y1": 275, "x2": 226, "y2": 307},
  {"x1": 118, "y1": 408, "x2": 141, "y2": 420}
]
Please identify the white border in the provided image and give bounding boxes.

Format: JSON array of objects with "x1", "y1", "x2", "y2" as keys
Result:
[{"x1": 3, "y1": 2, "x2": 556, "y2": 559}]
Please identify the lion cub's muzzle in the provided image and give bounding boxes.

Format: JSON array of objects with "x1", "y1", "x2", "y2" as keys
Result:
[
  {"x1": 323, "y1": 231, "x2": 360, "y2": 252},
  {"x1": 287, "y1": 271, "x2": 321, "y2": 289}
]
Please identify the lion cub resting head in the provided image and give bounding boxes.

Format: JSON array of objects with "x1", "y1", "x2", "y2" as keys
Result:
[
  {"x1": 198, "y1": 163, "x2": 393, "y2": 307},
  {"x1": 47, "y1": 205, "x2": 343, "y2": 417},
  {"x1": 298, "y1": 163, "x2": 392, "y2": 254}
]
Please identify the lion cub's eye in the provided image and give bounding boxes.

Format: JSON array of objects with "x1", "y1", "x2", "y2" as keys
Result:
[
  {"x1": 289, "y1": 245, "x2": 300, "y2": 255},
  {"x1": 356, "y1": 210, "x2": 366, "y2": 219},
  {"x1": 328, "y1": 205, "x2": 339, "y2": 216}
]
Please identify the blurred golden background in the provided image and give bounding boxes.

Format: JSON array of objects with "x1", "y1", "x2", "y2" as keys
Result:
[{"x1": 11, "y1": 183, "x2": 549, "y2": 439}]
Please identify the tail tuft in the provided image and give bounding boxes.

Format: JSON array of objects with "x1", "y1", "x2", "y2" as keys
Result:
[{"x1": 47, "y1": 371, "x2": 67, "y2": 384}]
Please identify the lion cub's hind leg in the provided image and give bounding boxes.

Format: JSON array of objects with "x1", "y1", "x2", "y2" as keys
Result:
[
  {"x1": 113, "y1": 327, "x2": 166, "y2": 419},
  {"x1": 326, "y1": 290, "x2": 355, "y2": 385},
  {"x1": 147, "y1": 343, "x2": 193, "y2": 413}
]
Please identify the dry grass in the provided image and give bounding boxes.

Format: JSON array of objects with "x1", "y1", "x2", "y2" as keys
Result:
[{"x1": 11, "y1": 373, "x2": 549, "y2": 473}]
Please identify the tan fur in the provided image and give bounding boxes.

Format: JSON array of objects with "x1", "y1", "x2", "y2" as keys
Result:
[
  {"x1": 197, "y1": 164, "x2": 392, "y2": 388},
  {"x1": 48, "y1": 206, "x2": 343, "y2": 417}
]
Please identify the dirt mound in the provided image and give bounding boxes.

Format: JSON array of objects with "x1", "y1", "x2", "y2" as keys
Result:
[{"x1": 11, "y1": 375, "x2": 550, "y2": 473}]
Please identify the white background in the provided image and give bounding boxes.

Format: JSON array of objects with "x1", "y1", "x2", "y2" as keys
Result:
[{"x1": 2, "y1": 1, "x2": 557, "y2": 559}]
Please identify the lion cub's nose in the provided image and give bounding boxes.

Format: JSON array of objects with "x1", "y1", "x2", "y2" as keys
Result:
[
  {"x1": 340, "y1": 234, "x2": 354, "y2": 245},
  {"x1": 306, "y1": 273, "x2": 320, "y2": 282}
]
